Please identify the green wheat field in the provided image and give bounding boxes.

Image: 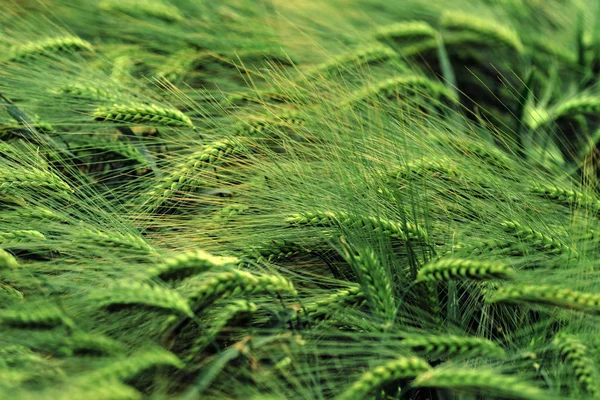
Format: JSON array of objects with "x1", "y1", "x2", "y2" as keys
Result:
[{"x1": 2, "y1": 0, "x2": 600, "y2": 398}]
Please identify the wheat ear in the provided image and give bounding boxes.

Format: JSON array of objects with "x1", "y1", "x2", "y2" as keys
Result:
[
  {"x1": 487, "y1": 284, "x2": 600, "y2": 315},
  {"x1": 145, "y1": 138, "x2": 243, "y2": 207},
  {"x1": 342, "y1": 244, "x2": 395, "y2": 323},
  {"x1": 344, "y1": 75, "x2": 456, "y2": 106},
  {"x1": 336, "y1": 356, "x2": 431, "y2": 400},
  {"x1": 150, "y1": 250, "x2": 238, "y2": 281},
  {"x1": 82, "y1": 348, "x2": 183, "y2": 383},
  {"x1": 0, "y1": 166, "x2": 72, "y2": 195},
  {"x1": 530, "y1": 184, "x2": 600, "y2": 210},
  {"x1": 416, "y1": 258, "x2": 514, "y2": 282},
  {"x1": 0, "y1": 304, "x2": 75, "y2": 329},
  {"x1": 8, "y1": 36, "x2": 92, "y2": 61},
  {"x1": 413, "y1": 367, "x2": 544, "y2": 399},
  {"x1": 89, "y1": 281, "x2": 194, "y2": 317},
  {"x1": 500, "y1": 220, "x2": 576, "y2": 255},
  {"x1": 440, "y1": 11, "x2": 524, "y2": 54},
  {"x1": 99, "y1": 0, "x2": 184, "y2": 22},
  {"x1": 297, "y1": 285, "x2": 366, "y2": 322},
  {"x1": 93, "y1": 103, "x2": 193, "y2": 128},
  {"x1": 308, "y1": 44, "x2": 398, "y2": 75},
  {"x1": 285, "y1": 210, "x2": 428, "y2": 242},
  {"x1": 553, "y1": 333, "x2": 599, "y2": 397},
  {"x1": 182, "y1": 270, "x2": 297, "y2": 312},
  {"x1": 0, "y1": 249, "x2": 18, "y2": 269},
  {"x1": 401, "y1": 334, "x2": 505, "y2": 359}
]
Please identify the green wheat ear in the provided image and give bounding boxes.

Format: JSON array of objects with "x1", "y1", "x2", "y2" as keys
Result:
[
  {"x1": 55, "y1": 83, "x2": 117, "y2": 101},
  {"x1": 416, "y1": 258, "x2": 515, "y2": 283},
  {"x1": 439, "y1": 11, "x2": 524, "y2": 54},
  {"x1": 181, "y1": 270, "x2": 297, "y2": 312},
  {"x1": 500, "y1": 220, "x2": 576, "y2": 256},
  {"x1": 306, "y1": 44, "x2": 398, "y2": 76},
  {"x1": 7, "y1": 36, "x2": 93, "y2": 61},
  {"x1": 0, "y1": 249, "x2": 18, "y2": 268},
  {"x1": 375, "y1": 21, "x2": 437, "y2": 42},
  {"x1": 296, "y1": 285, "x2": 366, "y2": 322},
  {"x1": 80, "y1": 348, "x2": 184, "y2": 384},
  {"x1": 150, "y1": 250, "x2": 239, "y2": 281},
  {"x1": 553, "y1": 333, "x2": 599, "y2": 397},
  {"x1": 89, "y1": 281, "x2": 194, "y2": 317},
  {"x1": 285, "y1": 210, "x2": 428, "y2": 242},
  {"x1": 0, "y1": 304, "x2": 75, "y2": 329},
  {"x1": 401, "y1": 334, "x2": 506, "y2": 359},
  {"x1": 336, "y1": 356, "x2": 431, "y2": 400},
  {"x1": 343, "y1": 75, "x2": 457, "y2": 107},
  {"x1": 530, "y1": 183, "x2": 600, "y2": 210},
  {"x1": 99, "y1": 0, "x2": 184, "y2": 22},
  {"x1": 487, "y1": 284, "x2": 600, "y2": 315},
  {"x1": 526, "y1": 96, "x2": 600, "y2": 130},
  {"x1": 93, "y1": 103, "x2": 193, "y2": 128},
  {"x1": 413, "y1": 367, "x2": 545, "y2": 400},
  {"x1": 341, "y1": 243, "x2": 395, "y2": 323}
]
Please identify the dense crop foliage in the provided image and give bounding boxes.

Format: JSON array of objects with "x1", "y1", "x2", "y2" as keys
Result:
[{"x1": 2, "y1": 0, "x2": 600, "y2": 398}]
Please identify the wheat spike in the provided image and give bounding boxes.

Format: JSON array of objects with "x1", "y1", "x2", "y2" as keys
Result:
[
  {"x1": 285, "y1": 210, "x2": 428, "y2": 242},
  {"x1": 440, "y1": 11, "x2": 524, "y2": 54},
  {"x1": 0, "y1": 166, "x2": 72, "y2": 195},
  {"x1": 401, "y1": 334, "x2": 505, "y2": 359},
  {"x1": 145, "y1": 138, "x2": 243, "y2": 207},
  {"x1": 8, "y1": 36, "x2": 92, "y2": 61},
  {"x1": 82, "y1": 348, "x2": 183, "y2": 383},
  {"x1": 151, "y1": 250, "x2": 238, "y2": 281},
  {"x1": 344, "y1": 75, "x2": 456, "y2": 106},
  {"x1": 337, "y1": 356, "x2": 431, "y2": 400},
  {"x1": 416, "y1": 258, "x2": 514, "y2": 282},
  {"x1": 487, "y1": 284, "x2": 600, "y2": 315},
  {"x1": 553, "y1": 333, "x2": 599, "y2": 397},
  {"x1": 413, "y1": 367, "x2": 544, "y2": 399},
  {"x1": 189, "y1": 300, "x2": 258, "y2": 355},
  {"x1": 93, "y1": 103, "x2": 193, "y2": 127},
  {"x1": 76, "y1": 227, "x2": 157, "y2": 254},
  {"x1": 99, "y1": 0, "x2": 184, "y2": 22},
  {"x1": 342, "y1": 244, "x2": 395, "y2": 322},
  {"x1": 0, "y1": 249, "x2": 18, "y2": 268},
  {"x1": 0, "y1": 304, "x2": 75, "y2": 329},
  {"x1": 308, "y1": 44, "x2": 398, "y2": 75},
  {"x1": 181, "y1": 270, "x2": 297, "y2": 311},
  {"x1": 530, "y1": 184, "x2": 600, "y2": 210},
  {"x1": 375, "y1": 21, "x2": 437, "y2": 42},
  {"x1": 500, "y1": 220, "x2": 576, "y2": 256},
  {"x1": 298, "y1": 285, "x2": 366, "y2": 322},
  {"x1": 89, "y1": 281, "x2": 194, "y2": 317},
  {"x1": 56, "y1": 83, "x2": 117, "y2": 100},
  {"x1": 0, "y1": 230, "x2": 46, "y2": 245},
  {"x1": 527, "y1": 96, "x2": 600, "y2": 130}
]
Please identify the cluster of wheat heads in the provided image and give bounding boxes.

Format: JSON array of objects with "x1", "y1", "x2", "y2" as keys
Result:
[{"x1": 2, "y1": 0, "x2": 600, "y2": 399}]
